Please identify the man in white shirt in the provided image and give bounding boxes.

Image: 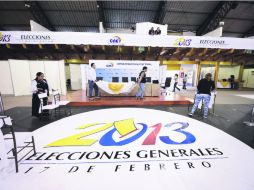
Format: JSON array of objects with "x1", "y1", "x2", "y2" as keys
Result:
[
  {"x1": 88, "y1": 63, "x2": 99, "y2": 99},
  {"x1": 173, "y1": 73, "x2": 180, "y2": 92}
]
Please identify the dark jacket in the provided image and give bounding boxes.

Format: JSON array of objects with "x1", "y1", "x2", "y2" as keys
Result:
[{"x1": 197, "y1": 78, "x2": 215, "y2": 95}]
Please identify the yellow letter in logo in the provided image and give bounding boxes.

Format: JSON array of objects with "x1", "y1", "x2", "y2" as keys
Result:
[{"x1": 46, "y1": 122, "x2": 113, "y2": 147}]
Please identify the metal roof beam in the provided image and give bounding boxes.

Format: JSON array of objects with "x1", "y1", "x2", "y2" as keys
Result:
[
  {"x1": 97, "y1": 1, "x2": 105, "y2": 28},
  {"x1": 196, "y1": 1, "x2": 238, "y2": 36},
  {"x1": 154, "y1": 1, "x2": 167, "y2": 24},
  {"x1": 242, "y1": 25, "x2": 254, "y2": 38},
  {"x1": 24, "y1": 1, "x2": 55, "y2": 31}
]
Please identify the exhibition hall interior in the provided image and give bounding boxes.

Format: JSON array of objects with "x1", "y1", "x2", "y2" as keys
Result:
[{"x1": 0, "y1": 1, "x2": 254, "y2": 190}]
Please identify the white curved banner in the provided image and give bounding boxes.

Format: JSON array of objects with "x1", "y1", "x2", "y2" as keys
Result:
[
  {"x1": 1, "y1": 108, "x2": 254, "y2": 190},
  {"x1": 0, "y1": 31, "x2": 254, "y2": 50},
  {"x1": 96, "y1": 81, "x2": 136, "y2": 94}
]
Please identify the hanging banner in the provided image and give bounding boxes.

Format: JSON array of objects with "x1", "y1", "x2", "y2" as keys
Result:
[
  {"x1": 87, "y1": 60, "x2": 160, "y2": 83},
  {"x1": 0, "y1": 31, "x2": 254, "y2": 50}
]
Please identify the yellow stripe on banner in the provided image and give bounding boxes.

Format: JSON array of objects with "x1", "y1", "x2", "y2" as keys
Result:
[
  {"x1": 167, "y1": 64, "x2": 180, "y2": 70},
  {"x1": 163, "y1": 61, "x2": 196, "y2": 65},
  {"x1": 65, "y1": 59, "x2": 87, "y2": 64},
  {"x1": 219, "y1": 61, "x2": 232, "y2": 65},
  {"x1": 200, "y1": 61, "x2": 217, "y2": 65}
]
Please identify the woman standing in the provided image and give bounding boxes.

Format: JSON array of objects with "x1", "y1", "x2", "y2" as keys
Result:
[
  {"x1": 188, "y1": 73, "x2": 215, "y2": 119},
  {"x1": 136, "y1": 66, "x2": 148, "y2": 100},
  {"x1": 31, "y1": 72, "x2": 51, "y2": 117}
]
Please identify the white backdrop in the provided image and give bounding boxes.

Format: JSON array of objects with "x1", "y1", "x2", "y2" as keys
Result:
[
  {"x1": 136, "y1": 22, "x2": 168, "y2": 35},
  {"x1": 0, "y1": 61, "x2": 14, "y2": 95},
  {"x1": 9, "y1": 60, "x2": 32, "y2": 96},
  {"x1": 87, "y1": 60, "x2": 160, "y2": 83},
  {"x1": 0, "y1": 60, "x2": 66, "y2": 96},
  {"x1": 69, "y1": 64, "x2": 82, "y2": 90}
]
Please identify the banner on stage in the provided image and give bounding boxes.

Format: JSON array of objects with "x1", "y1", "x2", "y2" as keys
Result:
[{"x1": 87, "y1": 60, "x2": 160, "y2": 83}]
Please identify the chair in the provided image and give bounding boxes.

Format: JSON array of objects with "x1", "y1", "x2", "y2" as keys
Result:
[
  {"x1": 38, "y1": 93, "x2": 59, "y2": 120},
  {"x1": 0, "y1": 116, "x2": 36, "y2": 172},
  {"x1": 243, "y1": 107, "x2": 254, "y2": 127},
  {"x1": 122, "y1": 77, "x2": 128, "y2": 82},
  {"x1": 52, "y1": 91, "x2": 71, "y2": 117},
  {"x1": 188, "y1": 92, "x2": 217, "y2": 116},
  {"x1": 131, "y1": 77, "x2": 137, "y2": 82},
  {"x1": 112, "y1": 77, "x2": 119, "y2": 82},
  {"x1": 161, "y1": 77, "x2": 171, "y2": 95},
  {"x1": 146, "y1": 77, "x2": 151, "y2": 83},
  {"x1": 96, "y1": 77, "x2": 103, "y2": 81},
  {"x1": 0, "y1": 92, "x2": 5, "y2": 115}
]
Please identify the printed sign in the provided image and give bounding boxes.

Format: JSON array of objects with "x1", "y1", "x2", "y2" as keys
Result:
[{"x1": 1, "y1": 108, "x2": 254, "y2": 190}]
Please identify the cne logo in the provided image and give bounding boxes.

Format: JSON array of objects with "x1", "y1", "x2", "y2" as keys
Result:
[
  {"x1": 0, "y1": 32, "x2": 11, "y2": 42},
  {"x1": 46, "y1": 118, "x2": 196, "y2": 147},
  {"x1": 109, "y1": 36, "x2": 122, "y2": 44},
  {"x1": 106, "y1": 62, "x2": 114, "y2": 67},
  {"x1": 173, "y1": 37, "x2": 192, "y2": 47}
]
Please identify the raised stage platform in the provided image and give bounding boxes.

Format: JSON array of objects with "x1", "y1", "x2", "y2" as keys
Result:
[{"x1": 63, "y1": 90, "x2": 192, "y2": 106}]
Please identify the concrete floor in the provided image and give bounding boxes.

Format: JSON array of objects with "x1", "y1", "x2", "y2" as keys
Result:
[{"x1": 2, "y1": 89, "x2": 254, "y2": 110}]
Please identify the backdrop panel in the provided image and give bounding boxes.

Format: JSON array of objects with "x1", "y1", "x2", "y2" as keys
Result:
[
  {"x1": 70, "y1": 64, "x2": 82, "y2": 90},
  {"x1": 9, "y1": 60, "x2": 31, "y2": 96},
  {"x1": 44, "y1": 61, "x2": 61, "y2": 93},
  {"x1": 0, "y1": 61, "x2": 14, "y2": 94},
  {"x1": 88, "y1": 60, "x2": 160, "y2": 83},
  {"x1": 0, "y1": 60, "x2": 66, "y2": 95},
  {"x1": 29, "y1": 61, "x2": 45, "y2": 81},
  {"x1": 58, "y1": 60, "x2": 67, "y2": 95}
]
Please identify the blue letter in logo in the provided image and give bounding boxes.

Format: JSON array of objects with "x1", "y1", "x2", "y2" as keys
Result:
[
  {"x1": 159, "y1": 122, "x2": 196, "y2": 144},
  {"x1": 99, "y1": 123, "x2": 147, "y2": 146}
]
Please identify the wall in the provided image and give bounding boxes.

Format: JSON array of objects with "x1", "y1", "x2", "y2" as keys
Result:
[
  {"x1": 9, "y1": 59, "x2": 32, "y2": 96},
  {"x1": 218, "y1": 65, "x2": 240, "y2": 80},
  {"x1": 243, "y1": 68, "x2": 254, "y2": 88},
  {"x1": 65, "y1": 65, "x2": 71, "y2": 80},
  {"x1": 180, "y1": 64, "x2": 197, "y2": 86},
  {"x1": 136, "y1": 22, "x2": 168, "y2": 35},
  {"x1": 106, "y1": 28, "x2": 134, "y2": 34},
  {"x1": 69, "y1": 64, "x2": 82, "y2": 90},
  {"x1": 0, "y1": 61, "x2": 14, "y2": 94},
  {"x1": 200, "y1": 65, "x2": 216, "y2": 80},
  {"x1": 0, "y1": 60, "x2": 66, "y2": 95}
]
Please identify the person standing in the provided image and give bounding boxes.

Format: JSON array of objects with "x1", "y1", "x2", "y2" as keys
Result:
[
  {"x1": 173, "y1": 74, "x2": 180, "y2": 92},
  {"x1": 148, "y1": 27, "x2": 155, "y2": 35},
  {"x1": 31, "y1": 72, "x2": 51, "y2": 117},
  {"x1": 183, "y1": 74, "x2": 187, "y2": 90},
  {"x1": 155, "y1": 27, "x2": 161, "y2": 35},
  {"x1": 188, "y1": 73, "x2": 215, "y2": 119},
  {"x1": 229, "y1": 75, "x2": 235, "y2": 89},
  {"x1": 136, "y1": 66, "x2": 148, "y2": 100},
  {"x1": 88, "y1": 63, "x2": 99, "y2": 100}
]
